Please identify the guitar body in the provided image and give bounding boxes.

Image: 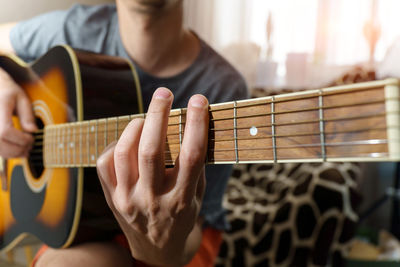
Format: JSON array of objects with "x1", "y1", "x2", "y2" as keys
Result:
[{"x1": 0, "y1": 46, "x2": 142, "y2": 252}]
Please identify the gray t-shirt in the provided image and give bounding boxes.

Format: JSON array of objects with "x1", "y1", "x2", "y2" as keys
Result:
[{"x1": 10, "y1": 4, "x2": 248, "y2": 230}]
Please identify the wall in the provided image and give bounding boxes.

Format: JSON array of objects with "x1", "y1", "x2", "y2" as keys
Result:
[{"x1": 0, "y1": 0, "x2": 113, "y2": 23}]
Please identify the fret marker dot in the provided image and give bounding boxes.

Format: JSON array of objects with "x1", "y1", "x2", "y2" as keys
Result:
[
  {"x1": 250, "y1": 126, "x2": 258, "y2": 136},
  {"x1": 91, "y1": 155, "x2": 95, "y2": 161},
  {"x1": 59, "y1": 143, "x2": 64, "y2": 149},
  {"x1": 70, "y1": 142, "x2": 74, "y2": 148},
  {"x1": 91, "y1": 126, "x2": 95, "y2": 132}
]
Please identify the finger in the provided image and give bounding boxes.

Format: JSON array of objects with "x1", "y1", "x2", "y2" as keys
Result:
[
  {"x1": 138, "y1": 87, "x2": 173, "y2": 192},
  {"x1": 16, "y1": 91, "x2": 37, "y2": 132},
  {"x1": 195, "y1": 167, "x2": 206, "y2": 202},
  {"x1": 175, "y1": 95, "x2": 209, "y2": 199},
  {"x1": 0, "y1": 98, "x2": 34, "y2": 147},
  {"x1": 96, "y1": 141, "x2": 118, "y2": 197},
  {"x1": 0, "y1": 139, "x2": 29, "y2": 158},
  {"x1": 114, "y1": 118, "x2": 144, "y2": 195}
]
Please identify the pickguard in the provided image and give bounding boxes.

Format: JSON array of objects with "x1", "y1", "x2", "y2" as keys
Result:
[{"x1": 10, "y1": 166, "x2": 46, "y2": 222}]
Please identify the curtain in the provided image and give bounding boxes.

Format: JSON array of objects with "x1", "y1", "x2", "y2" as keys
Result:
[{"x1": 184, "y1": 0, "x2": 400, "y2": 88}]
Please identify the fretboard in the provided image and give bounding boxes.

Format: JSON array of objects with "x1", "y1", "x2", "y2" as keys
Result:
[{"x1": 41, "y1": 79, "x2": 400, "y2": 168}]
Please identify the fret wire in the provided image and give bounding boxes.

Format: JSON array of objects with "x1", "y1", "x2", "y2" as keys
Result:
[
  {"x1": 42, "y1": 129, "x2": 45, "y2": 165},
  {"x1": 179, "y1": 108, "x2": 183, "y2": 150},
  {"x1": 319, "y1": 90, "x2": 327, "y2": 161},
  {"x1": 233, "y1": 101, "x2": 239, "y2": 163},
  {"x1": 45, "y1": 129, "x2": 48, "y2": 165},
  {"x1": 48, "y1": 128, "x2": 51, "y2": 165},
  {"x1": 57, "y1": 126, "x2": 60, "y2": 165},
  {"x1": 95, "y1": 119, "x2": 98, "y2": 161},
  {"x1": 87, "y1": 121, "x2": 90, "y2": 164},
  {"x1": 105, "y1": 118, "x2": 108, "y2": 148},
  {"x1": 271, "y1": 96, "x2": 277, "y2": 163},
  {"x1": 116, "y1": 116, "x2": 119, "y2": 140},
  {"x1": 44, "y1": 128, "x2": 47, "y2": 165},
  {"x1": 50, "y1": 127, "x2": 57, "y2": 163},
  {"x1": 49, "y1": 128, "x2": 53, "y2": 165},
  {"x1": 80, "y1": 122, "x2": 83, "y2": 166},
  {"x1": 62, "y1": 127, "x2": 65, "y2": 165},
  {"x1": 65, "y1": 126, "x2": 68, "y2": 165},
  {"x1": 67, "y1": 126, "x2": 70, "y2": 165},
  {"x1": 73, "y1": 123, "x2": 76, "y2": 165}
]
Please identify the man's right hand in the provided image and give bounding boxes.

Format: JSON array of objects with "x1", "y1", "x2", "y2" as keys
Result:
[{"x1": 0, "y1": 68, "x2": 36, "y2": 158}]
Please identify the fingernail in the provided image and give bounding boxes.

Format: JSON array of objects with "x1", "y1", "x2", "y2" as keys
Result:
[
  {"x1": 190, "y1": 95, "x2": 208, "y2": 108},
  {"x1": 154, "y1": 87, "x2": 171, "y2": 99}
]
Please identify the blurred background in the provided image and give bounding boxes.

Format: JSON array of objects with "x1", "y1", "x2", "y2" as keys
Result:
[
  {"x1": 1, "y1": 0, "x2": 399, "y2": 90},
  {"x1": 184, "y1": 0, "x2": 400, "y2": 89}
]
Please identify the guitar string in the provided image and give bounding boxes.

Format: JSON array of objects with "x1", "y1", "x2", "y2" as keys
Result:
[
  {"x1": 203, "y1": 85, "x2": 391, "y2": 112},
  {"x1": 31, "y1": 110, "x2": 397, "y2": 142},
  {"x1": 30, "y1": 84, "x2": 390, "y2": 134},
  {"x1": 30, "y1": 118, "x2": 396, "y2": 155},
  {"x1": 29, "y1": 138, "x2": 392, "y2": 157},
  {"x1": 32, "y1": 88, "x2": 397, "y2": 165},
  {"x1": 30, "y1": 120, "x2": 395, "y2": 153},
  {"x1": 29, "y1": 136, "x2": 395, "y2": 165},
  {"x1": 30, "y1": 93, "x2": 398, "y2": 142},
  {"x1": 50, "y1": 97, "x2": 392, "y2": 131},
  {"x1": 28, "y1": 88, "x2": 399, "y2": 160},
  {"x1": 30, "y1": 92, "x2": 398, "y2": 138},
  {"x1": 32, "y1": 110, "x2": 390, "y2": 141},
  {"x1": 30, "y1": 151, "x2": 392, "y2": 166}
]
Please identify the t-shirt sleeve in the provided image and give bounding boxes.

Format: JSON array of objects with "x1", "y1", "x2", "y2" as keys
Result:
[{"x1": 10, "y1": 4, "x2": 116, "y2": 62}]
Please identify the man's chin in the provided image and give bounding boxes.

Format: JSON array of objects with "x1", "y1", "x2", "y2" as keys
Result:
[{"x1": 131, "y1": 0, "x2": 176, "y2": 14}]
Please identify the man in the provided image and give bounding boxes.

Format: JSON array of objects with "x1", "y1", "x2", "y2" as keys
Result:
[{"x1": 0, "y1": 0, "x2": 247, "y2": 266}]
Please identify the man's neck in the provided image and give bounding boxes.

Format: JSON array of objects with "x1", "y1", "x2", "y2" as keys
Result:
[{"x1": 116, "y1": 1, "x2": 200, "y2": 78}]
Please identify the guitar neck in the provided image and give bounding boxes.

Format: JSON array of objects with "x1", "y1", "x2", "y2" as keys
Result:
[{"x1": 42, "y1": 79, "x2": 400, "y2": 168}]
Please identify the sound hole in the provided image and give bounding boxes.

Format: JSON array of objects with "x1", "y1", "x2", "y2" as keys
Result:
[{"x1": 28, "y1": 117, "x2": 45, "y2": 179}]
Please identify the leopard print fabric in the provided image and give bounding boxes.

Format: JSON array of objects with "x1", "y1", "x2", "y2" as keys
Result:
[
  {"x1": 216, "y1": 163, "x2": 361, "y2": 267},
  {"x1": 215, "y1": 72, "x2": 374, "y2": 267}
]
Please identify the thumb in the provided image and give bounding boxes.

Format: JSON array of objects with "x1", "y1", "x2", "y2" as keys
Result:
[{"x1": 16, "y1": 91, "x2": 37, "y2": 132}]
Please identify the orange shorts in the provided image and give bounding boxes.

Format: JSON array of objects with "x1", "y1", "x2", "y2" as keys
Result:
[{"x1": 31, "y1": 228, "x2": 222, "y2": 267}]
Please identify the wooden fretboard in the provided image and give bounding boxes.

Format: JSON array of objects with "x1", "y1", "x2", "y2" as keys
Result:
[{"x1": 40, "y1": 79, "x2": 400, "y2": 168}]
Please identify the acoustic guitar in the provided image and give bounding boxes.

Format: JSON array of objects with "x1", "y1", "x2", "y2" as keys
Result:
[{"x1": 0, "y1": 45, "x2": 399, "y2": 252}]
